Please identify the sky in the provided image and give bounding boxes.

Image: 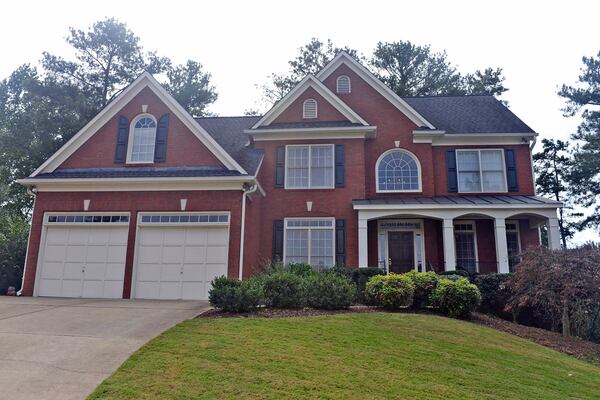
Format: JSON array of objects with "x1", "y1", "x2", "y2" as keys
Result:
[{"x1": 1, "y1": 0, "x2": 598, "y2": 243}]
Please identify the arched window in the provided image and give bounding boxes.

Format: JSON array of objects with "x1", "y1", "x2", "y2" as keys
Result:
[
  {"x1": 336, "y1": 75, "x2": 351, "y2": 94},
  {"x1": 128, "y1": 115, "x2": 157, "y2": 163},
  {"x1": 303, "y1": 98, "x2": 317, "y2": 119},
  {"x1": 376, "y1": 149, "x2": 421, "y2": 192}
]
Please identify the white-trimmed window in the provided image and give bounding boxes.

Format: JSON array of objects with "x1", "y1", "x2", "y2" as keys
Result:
[
  {"x1": 454, "y1": 221, "x2": 478, "y2": 274},
  {"x1": 285, "y1": 144, "x2": 334, "y2": 189},
  {"x1": 284, "y1": 218, "x2": 335, "y2": 267},
  {"x1": 128, "y1": 115, "x2": 157, "y2": 163},
  {"x1": 506, "y1": 220, "x2": 521, "y2": 271},
  {"x1": 336, "y1": 75, "x2": 351, "y2": 94},
  {"x1": 456, "y1": 149, "x2": 506, "y2": 193},
  {"x1": 303, "y1": 98, "x2": 318, "y2": 119},
  {"x1": 376, "y1": 149, "x2": 421, "y2": 192}
]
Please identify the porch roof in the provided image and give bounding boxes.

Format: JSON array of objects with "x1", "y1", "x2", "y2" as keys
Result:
[{"x1": 352, "y1": 195, "x2": 561, "y2": 208}]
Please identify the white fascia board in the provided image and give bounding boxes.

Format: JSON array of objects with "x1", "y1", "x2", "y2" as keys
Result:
[
  {"x1": 250, "y1": 129, "x2": 377, "y2": 142},
  {"x1": 316, "y1": 52, "x2": 435, "y2": 130},
  {"x1": 352, "y1": 202, "x2": 562, "y2": 211},
  {"x1": 31, "y1": 72, "x2": 246, "y2": 177},
  {"x1": 414, "y1": 132, "x2": 539, "y2": 146},
  {"x1": 251, "y1": 75, "x2": 368, "y2": 129}
]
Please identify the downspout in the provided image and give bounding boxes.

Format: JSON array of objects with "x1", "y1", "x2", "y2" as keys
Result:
[
  {"x1": 239, "y1": 183, "x2": 258, "y2": 280},
  {"x1": 530, "y1": 136, "x2": 537, "y2": 195},
  {"x1": 17, "y1": 186, "x2": 38, "y2": 296}
]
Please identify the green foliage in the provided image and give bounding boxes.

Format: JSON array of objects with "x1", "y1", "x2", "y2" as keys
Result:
[
  {"x1": 432, "y1": 278, "x2": 481, "y2": 319},
  {"x1": 0, "y1": 213, "x2": 28, "y2": 294},
  {"x1": 559, "y1": 50, "x2": 600, "y2": 230},
  {"x1": 474, "y1": 273, "x2": 512, "y2": 318},
  {"x1": 351, "y1": 267, "x2": 385, "y2": 304},
  {"x1": 507, "y1": 247, "x2": 600, "y2": 342},
  {"x1": 303, "y1": 272, "x2": 356, "y2": 310},
  {"x1": 262, "y1": 271, "x2": 305, "y2": 309},
  {"x1": 287, "y1": 262, "x2": 315, "y2": 277},
  {"x1": 404, "y1": 271, "x2": 439, "y2": 308},
  {"x1": 365, "y1": 274, "x2": 415, "y2": 309},
  {"x1": 208, "y1": 276, "x2": 263, "y2": 313},
  {"x1": 164, "y1": 60, "x2": 217, "y2": 117}
]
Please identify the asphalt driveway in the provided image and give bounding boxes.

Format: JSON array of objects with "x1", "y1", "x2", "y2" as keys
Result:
[{"x1": 0, "y1": 296, "x2": 210, "y2": 400}]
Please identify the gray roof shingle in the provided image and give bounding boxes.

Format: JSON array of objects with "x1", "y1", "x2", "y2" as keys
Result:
[
  {"x1": 196, "y1": 116, "x2": 264, "y2": 175},
  {"x1": 402, "y1": 95, "x2": 535, "y2": 134}
]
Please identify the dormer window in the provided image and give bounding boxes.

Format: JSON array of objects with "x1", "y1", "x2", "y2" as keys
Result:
[
  {"x1": 336, "y1": 75, "x2": 351, "y2": 94},
  {"x1": 128, "y1": 115, "x2": 157, "y2": 163},
  {"x1": 303, "y1": 99, "x2": 317, "y2": 119}
]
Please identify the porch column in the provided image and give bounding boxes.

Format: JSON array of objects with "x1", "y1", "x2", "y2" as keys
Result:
[
  {"x1": 442, "y1": 218, "x2": 456, "y2": 271},
  {"x1": 547, "y1": 217, "x2": 561, "y2": 250},
  {"x1": 358, "y1": 216, "x2": 369, "y2": 268},
  {"x1": 494, "y1": 217, "x2": 510, "y2": 273}
]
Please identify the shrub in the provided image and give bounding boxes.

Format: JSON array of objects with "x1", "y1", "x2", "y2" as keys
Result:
[
  {"x1": 262, "y1": 271, "x2": 305, "y2": 308},
  {"x1": 475, "y1": 273, "x2": 512, "y2": 318},
  {"x1": 405, "y1": 271, "x2": 438, "y2": 308},
  {"x1": 432, "y1": 278, "x2": 481, "y2": 319},
  {"x1": 287, "y1": 263, "x2": 314, "y2": 277},
  {"x1": 438, "y1": 270, "x2": 470, "y2": 278},
  {"x1": 351, "y1": 267, "x2": 385, "y2": 304},
  {"x1": 303, "y1": 272, "x2": 356, "y2": 310},
  {"x1": 208, "y1": 276, "x2": 262, "y2": 313},
  {"x1": 328, "y1": 264, "x2": 352, "y2": 279},
  {"x1": 365, "y1": 274, "x2": 415, "y2": 309}
]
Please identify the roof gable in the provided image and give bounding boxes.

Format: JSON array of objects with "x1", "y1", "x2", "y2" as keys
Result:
[
  {"x1": 31, "y1": 72, "x2": 247, "y2": 177},
  {"x1": 251, "y1": 75, "x2": 368, "y2": 129},
  {"x1": 316, "y1": 52, "x2": 435, "y2": 129}
]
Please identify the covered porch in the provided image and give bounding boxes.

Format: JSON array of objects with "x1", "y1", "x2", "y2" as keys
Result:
[{"x1": 353, "y1": 196, "x2": 562, "y2": 274}]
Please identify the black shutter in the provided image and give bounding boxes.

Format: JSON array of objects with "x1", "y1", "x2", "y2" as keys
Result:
[
  {"x1": 335, "y1": 219, "x2": 346, "y2": 266},
  {"x1": 154, "y1": 113, "x2": 170, "y2": 163},
  {"x1": 335, "y1": 144, "x2": 345, "y2": 187},
  {"x1": 272, "y1": 220, "x2": 284, "y2": 262},
  {"x1": 114, "y1": 116, "x2": 130, "y2": 163},
  {"x1": 505, "y1": 149, "x2": 519, "y2": 192},
  {"x1": 275, "y1": 146, "x2": 285, "y2": 188},
  {"x1": 446, "y1": 150, "x2": 458, "y2": 192}
]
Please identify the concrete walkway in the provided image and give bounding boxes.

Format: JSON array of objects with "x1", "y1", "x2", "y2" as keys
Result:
[{"x1": 0, "y1": 297, "x2": 210, "y2": 400}]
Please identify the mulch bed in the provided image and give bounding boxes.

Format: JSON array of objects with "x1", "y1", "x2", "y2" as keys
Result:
[{"x1": 471, "y1": 312, "x2": 600, "y2": 365}]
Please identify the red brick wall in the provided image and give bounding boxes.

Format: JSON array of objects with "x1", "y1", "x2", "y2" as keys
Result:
[
  {"x1": 254, "y1": 138, "x2": 366, "y2": 266},
  {"x1": 424, "y1": 219, "x2": 444, "y2": 271},
  {"x1": 432, "y1": 144, "x2": 535, "y2": 195},
  {"x1": 270, "y1": 87, "x2": 348, "y2": 124},
  {"x1": 474, "y1": 219, "x2": 498, "y2": 273},
  {"x1": 60, "y1": 87, "x2": 223, "y2": 169},
  {"x1": 519, "y1": 219, "x2": 540, "y2": 250},
  {"x1": 22, "y1": 190, "x2": 243, "y2": 297}
]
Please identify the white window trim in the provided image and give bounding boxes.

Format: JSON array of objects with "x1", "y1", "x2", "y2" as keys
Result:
[
  {"x1": 375, "y1": 148, "x2": 423, "y2": 193},
  {"x1": 453, "y1": 220, "x2": 479, "y2": 273},
  {"x1": 43, "y1": 212, "x2": 131, "y2": 226},
  {"x1": 284, "y1": 144, "x2": 335, "y2": 190},
  {"x1": 283, "y1": 217, "x2": 336, "y2": 267},
  {"x1": 336, "y1": 75, "x2": 351, "y2": 94},
  {"x1": 302, "y1": 98, "x2": 318, "y2": 119},
  {"x1": 127, "y1": 113, "x2": 157, "y2": 164},
  {"x1": 137, "y1": 212, "x2": 231, "y2": 227},
  {"x1": 456, "y1": 149, "x2": 508, "y2": 193}
]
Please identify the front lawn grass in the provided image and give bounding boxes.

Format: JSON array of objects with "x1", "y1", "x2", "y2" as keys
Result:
[{"x1": 89, "y1": 313, "x2": 600, "y2": 399}]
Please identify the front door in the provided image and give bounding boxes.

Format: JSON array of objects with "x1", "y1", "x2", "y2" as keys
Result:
[{"x1": 388, "y1": 231, "x2": 415, "y2": 273}]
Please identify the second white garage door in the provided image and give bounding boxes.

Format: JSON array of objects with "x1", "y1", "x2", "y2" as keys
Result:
[{"x1": 133, "y1": 214, "x2": 230, "y2": 300}]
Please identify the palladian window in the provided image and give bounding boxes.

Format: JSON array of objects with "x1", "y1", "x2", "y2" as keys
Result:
[{"x1": 376, "y1": 149, "x2": 421, "y2": 192}]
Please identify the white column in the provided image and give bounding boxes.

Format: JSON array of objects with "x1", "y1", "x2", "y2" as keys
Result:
[
  {"x1": 358, "y1": 216, "x2": 369, "y2": 268},
  {"x1": 442, "y1": 218, "x2": 456, "y2": 271},
  {"x1": 547, "y1": 217, "x2": 561, "y2": 250},
  {"x1": 494, "y1": 217, "x2": 510, "y2": 273}
]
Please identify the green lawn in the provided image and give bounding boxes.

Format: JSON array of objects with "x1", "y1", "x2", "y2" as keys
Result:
[{"x1": 89, "y1": 313, "x2": 600, "y2": 400}]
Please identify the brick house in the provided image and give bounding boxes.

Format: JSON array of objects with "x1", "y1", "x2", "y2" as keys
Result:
[{"x1": 17, "y1": 52, "x2": 562, "y2": 300}]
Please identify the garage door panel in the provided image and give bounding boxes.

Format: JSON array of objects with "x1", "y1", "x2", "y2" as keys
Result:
[
  {"x1": 40, "y1": 262, "x2": 63, "y2": 279},
  {"x1": 183, "y1": 246, "x2": 206, "y2": 263},
  {"x1": 207, "y1": 229, "x2": 228, "y2": 245},
  {"x1": 107, "y1": 245, "x2": 127, "y2": 263},
  {"x1": 84, "y1": 263, "x2": 108, "y2": 280},
  {"x1": 82, "y1": 280, "x2": 103, "y2": 298},
  {"x1": 162, "y1": 246, "x2": 184, "y2": 264},
  {"x1": 86, "y1": 245, "x2": 108, "y2": 263},
  {"x1": 105, "y1": 263, "x2": 126, "y2": 281},
  {"x1": 185, "y1": 229, "x2": 207, "y2": 245},
  {"x1": 43, "y1": 246, "x2": 66, "y2": 263},
  {"x1": 46, "y1": 229, "x2": 69, "y2": 245},
  {"x1": 61, "y1": 279, "x2": 83, "y2": 297},
  {"x1": 109, "y1": 229, "x2": 129, "y2": 244},
  {"x1": 38, "y1": 279, "x2": 61, "y2": 297},
  {"x1": 164, "y1": 230, "x2": 186, "y2": 245},
  {"x1": 88, "y1": 229, "x2": 111, "y2": 244},
  {"x1": 161, "y1": 264, "x2": 182, "y2": 281},
  {"x1": 206, "y1": 264, "x2": 227, "y2": 282},
  {"x1": 63, "y1": 263, "x2": 84, "y2": 280},
  {"x1": 139, "y1": 229, "x2": 163, "y2": 245},
  {"x1": 139, "y1": 246, "x2": 162, "y2": 263},
  {"x1": 67, "y1": 229, "x2": 88, "y2": 245},
  {"x1": 65, "y1": 246, "x2": 87, "y2": 262},
  {"x1": 137, "y1": 263, "x2": 160, "y2": 281},
  {"x1": 181, "y1": 282, "x2": 205, "y2": 300},
  {"x1": 206, "y1": 246, "x2": 227, "y2": 263},
  {"x1": 103, "y1": 281, "x2": 124, "y2": 298},
  {"x1": 135, "y1": 281, "x2": 159, "y2": 299},
  {"x1": 182, "y1": 264, "x2": 204, "y2": 281},
  {"x1": 159, "y1": 282, "x2": 181, "y2": 300}
]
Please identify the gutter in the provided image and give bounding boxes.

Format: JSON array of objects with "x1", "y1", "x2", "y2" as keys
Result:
[{"x1": 238, "y1": 183, "x2": 258, "y2": 280}]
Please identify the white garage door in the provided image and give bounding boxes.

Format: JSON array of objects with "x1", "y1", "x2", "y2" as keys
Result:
[
  {"x1": 133, "y1": 213, "x2": 230, "y2": 300},
  {"x1": 37, "y1": 214, "x2": 129, "y2": 298}
]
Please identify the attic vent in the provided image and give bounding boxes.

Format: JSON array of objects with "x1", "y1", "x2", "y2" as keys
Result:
[
  {"x1": 303, "y1": 99, "x2": 318, "y2": 119},
  {"x1": 336, "y1": 75, "x2": 351, "y2": 94}
]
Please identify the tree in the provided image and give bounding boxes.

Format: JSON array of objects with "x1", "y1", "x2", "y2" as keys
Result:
[
  {"x1": 559, "y1": 50, "x2": 600, "y2": 230},
  {"x1": 533, "y1": 139, "x2": 580, "y2": 247},
  {"x1": 261, "y1": 38, "x2": 360, "y2": 103},
  {"x1": 371, "y1": 41, "x2": 508, "y2": 97},
  {"x1": 165, "y1": 60, "x2": 217, "y2": 117}
]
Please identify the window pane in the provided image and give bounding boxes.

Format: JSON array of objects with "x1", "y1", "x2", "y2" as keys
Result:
[
  {"x1": 377, "y1": 151, "x2": 419, "y2": 191},
  {"x1": 458, "y1": 171, "x2": 482, "y2": 192},
  {"x1": 131, "y1": 120, "x2": 156, "y2": 162},
  {"x1": 455, "y1": 232, "x2": 476, "y2": 274},
  {"x1": 310, "y1": 229, "x2": 334, "y2": 268},
  {"x1": 482, "y1": 171, "x2": 506, "y2": 192},
  {"x1": 480, "y1": 150, "x2": 503, "y2": 171},
  {"x1": 457, "y1": 151, "x2": 479, "y2": 171},
  {"x1": 286, "y1": 147, "x2": 309, "y2": 188},
  {"x1": 285, "y1": 229, "x2": 309, "y2": 264},
  {"x1": 310, "y1": 146, "x2": 333, "y2": 187},
  {"x1": 507, "y1": 232, "x2": 520, "y2": 271}
]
